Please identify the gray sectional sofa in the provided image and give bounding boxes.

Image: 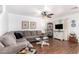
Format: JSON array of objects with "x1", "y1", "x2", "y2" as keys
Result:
[
  {"x1": 0, "y1": 32, "x2": 33, "y2": 54},
  {"x1": 15, "y1": 31, "x2": 42, "y2": 42}
]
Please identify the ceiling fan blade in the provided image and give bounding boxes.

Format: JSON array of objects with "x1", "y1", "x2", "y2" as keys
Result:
[
  {"x1": 49, "y1": 13, "x2": 54, "y2": 15},
  {"x1": 47, "y1": 13, "x2": 54, "y2": 18},
  {"x1": 41, "y1": 11, "x2": 54, "y2": 18},
  {"x1": 47, "y1": 15, "x2": 52, "y2": 18}
]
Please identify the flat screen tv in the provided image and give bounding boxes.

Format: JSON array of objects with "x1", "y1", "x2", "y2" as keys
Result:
[{"x1": 55, "y1": 24, "x2": 63, "y2": 29}]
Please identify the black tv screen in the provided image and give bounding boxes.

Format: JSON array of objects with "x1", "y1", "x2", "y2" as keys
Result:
[{"x1": 55, "y1": 24, "x2": 63, "y2": 29}]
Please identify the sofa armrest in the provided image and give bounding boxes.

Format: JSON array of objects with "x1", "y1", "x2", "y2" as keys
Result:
[{"x1": 0, "y1": 44, "x2": 26, "y2": 54}]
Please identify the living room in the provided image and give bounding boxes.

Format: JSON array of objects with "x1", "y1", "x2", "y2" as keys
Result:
[{"x1": 0, "y1": 5, "x2": 79, "y2": 54}]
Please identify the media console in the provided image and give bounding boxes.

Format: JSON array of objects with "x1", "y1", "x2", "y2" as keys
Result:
[{"x1": 53, "y1": 31, "x2": 64, "y2": 40}]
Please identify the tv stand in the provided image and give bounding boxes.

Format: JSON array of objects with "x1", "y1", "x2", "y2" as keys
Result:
[
  {"x1": 54, "y1": 30, "x2": 64, "y2": 40},
  {"x1": 58, "y1": 29, "x2": 62, "y2": 32},
  {"x1": 54, "y1": 30, "x2": 64, "y2": 32}
]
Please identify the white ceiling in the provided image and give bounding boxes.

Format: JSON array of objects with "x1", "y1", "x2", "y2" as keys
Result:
[{"x1": 6, "y1": 5, "x2": 79, "y2": 18}]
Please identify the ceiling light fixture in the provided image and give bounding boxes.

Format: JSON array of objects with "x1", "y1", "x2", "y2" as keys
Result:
[
  {"x1": 41, "y1": 5, "x2": 54, "y2": 18},
  {"x1": 41, "y1": 11, "x2": 54, "y2": 18}
]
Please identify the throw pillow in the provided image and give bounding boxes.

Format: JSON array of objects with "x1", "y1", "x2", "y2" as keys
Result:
[
  {"x1": 14, "y1": 32, "x2": 23, "y2": 39},
  {"x1": 1, "y1": 32, "x2": 16, "y2": 46}
]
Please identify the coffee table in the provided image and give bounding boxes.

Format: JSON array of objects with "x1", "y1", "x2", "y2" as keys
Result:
[
  {"x1": 36, "y1": 36, "x2": 49, "y2": 47},
  {"x1": 17, "y1": 47, "x2": 37, "y2": 54}
]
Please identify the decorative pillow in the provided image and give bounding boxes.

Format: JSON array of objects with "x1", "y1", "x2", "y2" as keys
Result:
[
  {"x1": 1, "y1": 32, "x2": 16, "y2": 46},
  {"x1": 14, "y1": 32, "x2": 23, "y2": 39}
]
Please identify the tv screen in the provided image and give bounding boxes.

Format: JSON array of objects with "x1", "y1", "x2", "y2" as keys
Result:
[{"x1": 55, "y1": 24, "x2": 63, "y2": 29}]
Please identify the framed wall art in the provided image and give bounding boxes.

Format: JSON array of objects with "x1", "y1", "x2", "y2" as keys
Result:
[
  {"x1": 71, "y1": 20, "x2": 76, "y2": 27},
  {"x1": 30, "y1": 22, "x2": 36, "y2": 29},
  {"x1": 22, "y1": 21, "x2": 29, "y2": 29}
]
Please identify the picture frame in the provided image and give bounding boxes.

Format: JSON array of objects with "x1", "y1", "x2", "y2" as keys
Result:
[
  {"x1": 22, "y1": 21, "x2": 29, "y2": 29},
  {"x1": 71, "y1": 24, "x2": 76, "y2": 27},
  {"x1": 71, "y1": 20, "x2": 76, "y2": 27},
  {"x1": 30, "y1": 22, "x2": 36, "y2": 29}
]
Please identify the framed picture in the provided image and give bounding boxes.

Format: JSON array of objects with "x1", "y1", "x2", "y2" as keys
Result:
[
  {"x1": 71, "y1": 24, "x2": 76, "y2": 27},
  {"x1": 71, "y1": 20, "x2": 76, "y2": 27},
  {"x1": 30, "y1": 22, "x2": 36, "y2": 29},
  {"x1": 22, "y1": 21, "x2": 29, "y2": 29}
]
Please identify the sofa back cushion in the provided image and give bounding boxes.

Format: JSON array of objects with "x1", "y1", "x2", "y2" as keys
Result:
[
  {"x1": 36, "y1": 31, "x2": 41, "y2": 35},
  {"x1": 24, "y1": 31, "x2": 41, "y2": 37},
  {"x1": 24, "y1": 31, "x2": 31, "y2": 36},
  {"x1": 1, "y1": 32, "x2": 16, "y2": 47}
]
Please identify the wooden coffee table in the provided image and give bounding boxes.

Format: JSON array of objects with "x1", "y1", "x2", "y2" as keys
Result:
[
  {"x1": 36, "y1": 36, "x2": 49, "y2": 47},
  {"x1": 17, "y1": 47, "x2": 37, "y2": 54}
]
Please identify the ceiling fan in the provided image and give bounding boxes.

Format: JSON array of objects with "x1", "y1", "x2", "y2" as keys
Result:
[{"x1": 41, "y1": 11, "x2": 54, "y2": 18}]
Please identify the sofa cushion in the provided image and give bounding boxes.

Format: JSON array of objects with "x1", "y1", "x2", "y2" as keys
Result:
[
  {"x1": 14, "y1": 32, "x2": 23, "y2": 39},
  {"x1": 1, "y1": 32, "x2": 16, "y2": 46}
]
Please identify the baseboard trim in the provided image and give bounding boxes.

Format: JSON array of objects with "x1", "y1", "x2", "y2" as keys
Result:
[{"x1": 54, "y1": 38, "x2": 61, "y2": 41}]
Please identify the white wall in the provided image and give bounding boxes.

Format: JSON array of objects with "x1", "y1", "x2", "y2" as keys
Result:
[
  {"x1": 53, "y1": 12, "x2": 79, "y2": 42},
  {"x1": 8, "y1": 13, "x2": 46, "y2": 31},
  {"x1": 0, "y1": 6, "x2": 8, "y2": 36}
]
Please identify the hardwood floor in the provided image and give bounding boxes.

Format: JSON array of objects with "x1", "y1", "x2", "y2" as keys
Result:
[{"x1": 31, "y1": 38, "x2": 79, "y2": 54}]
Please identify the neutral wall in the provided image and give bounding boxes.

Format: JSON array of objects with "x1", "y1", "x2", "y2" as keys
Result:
[
  {"x1": 0, "y1": 6, "x2": 8, "y2": 36},
  {"x1": 53, "y1": 12, "x2": 79, "y2": 42},
  {"x1": 8, "y1": 13, "x2": 46, "y2": 32}
]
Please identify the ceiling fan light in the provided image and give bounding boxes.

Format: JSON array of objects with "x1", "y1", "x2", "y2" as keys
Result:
[
  {"x1": 41, "y1": 11, "x2": 54, "y2": 18},
  {"x1": 41, "y1": 11, "x2": 47, "y2": 16}
]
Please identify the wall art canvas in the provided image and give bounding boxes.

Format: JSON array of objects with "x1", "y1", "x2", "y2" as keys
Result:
[
  {"x1": 71, "y1": 20, "x2": 76, "y2": 27},
  {"x1": 22, "y1": 21, "x2": 29, "y2": 29},
  {"x1": 30, "y1": 22, "x2": 36, "y2": 29}
]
